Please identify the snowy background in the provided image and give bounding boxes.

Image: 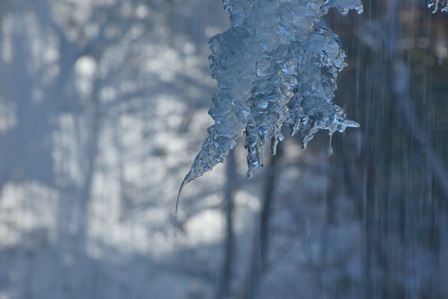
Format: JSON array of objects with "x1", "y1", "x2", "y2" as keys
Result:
[{"x1": 0, "y1": 1, "x2": 447, "y2": 299}]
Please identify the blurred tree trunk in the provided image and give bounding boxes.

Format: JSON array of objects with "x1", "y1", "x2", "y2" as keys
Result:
[
  {"x1": 240, "y1": 145, "x2": 282, "y2": 299},
  {"x1": 216, "y1": 150, "x2": 237, "y2": 299},
  {"x1": 0, "y1": 5, "x2": 54, "y2": 192}
]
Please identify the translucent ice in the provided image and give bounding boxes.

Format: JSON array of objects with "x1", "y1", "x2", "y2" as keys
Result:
[
  {"x1": 179, "y1": 0, "x2": 363, "y2": 195},
  {"x1": 427, "y1": 0, "x2": 448, "y2": 13}
]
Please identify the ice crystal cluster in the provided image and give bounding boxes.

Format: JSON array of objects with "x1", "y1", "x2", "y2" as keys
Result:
[
  {"x1": 428, "y1": 0, "x2": 448, "y2": 13},
  {"x1": 181, "y1": 0, "x2": 363, "y2": 190}
]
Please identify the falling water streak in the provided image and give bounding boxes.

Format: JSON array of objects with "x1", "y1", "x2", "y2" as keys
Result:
[{"x1": 393, "y1": 61, "x2": 448, "y2": 199}]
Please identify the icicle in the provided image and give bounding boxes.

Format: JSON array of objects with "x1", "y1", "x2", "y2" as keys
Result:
[
  {"x1": 328, "y1": 132, "x2": 334, "y2": 156},
  {"x1": 178, "y1": 0, "x2": 363, "y2": 201}
]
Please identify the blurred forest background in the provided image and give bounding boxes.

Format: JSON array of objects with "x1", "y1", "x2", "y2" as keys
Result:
[{"x1": 0, "y1": 0, "x2": 447, "y2": 298}]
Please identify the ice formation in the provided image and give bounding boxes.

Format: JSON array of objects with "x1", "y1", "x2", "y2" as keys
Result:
[
  {"x1": 179, "y1": 0, "x2": 363, "y2": 195},
  {"x1": 428, "y1": 0, "x2": 448, "y2": 13}
]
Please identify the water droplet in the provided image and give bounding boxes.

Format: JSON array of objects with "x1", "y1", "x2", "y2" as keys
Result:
[{"x1": 338, "y1": 7, "x2": 349, "y2": 16}]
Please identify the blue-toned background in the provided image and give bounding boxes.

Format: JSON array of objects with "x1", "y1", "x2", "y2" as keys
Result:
[{"x1": 0, "y1": 1, "x2": 447, "y2": 298}]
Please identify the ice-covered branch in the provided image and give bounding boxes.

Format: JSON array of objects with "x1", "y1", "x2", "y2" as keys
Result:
[{"x1": 179, "y1": 0, "x2": 363, "y2": 194}]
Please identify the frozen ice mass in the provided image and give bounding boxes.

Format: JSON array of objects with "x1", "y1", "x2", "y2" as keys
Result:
[{"x1": 180, "y1": 0, "x2": 363, "y2": 191}]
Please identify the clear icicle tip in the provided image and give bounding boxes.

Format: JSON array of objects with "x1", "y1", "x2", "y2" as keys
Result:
[{"x1": 328, "y1": 133, "x2": 334, "y2": 156}]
